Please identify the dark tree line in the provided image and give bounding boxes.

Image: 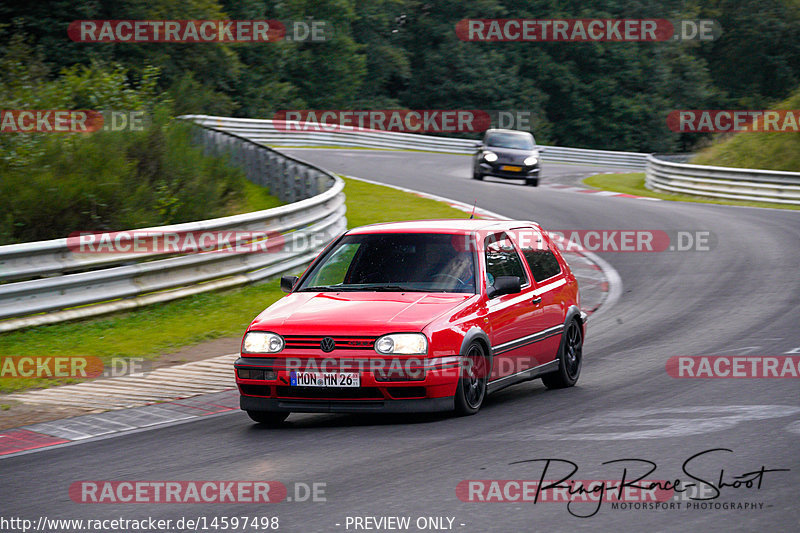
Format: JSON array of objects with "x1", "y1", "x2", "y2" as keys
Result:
[{"x1": 2, "y1": 0, "x2": 799, "y2": 152}]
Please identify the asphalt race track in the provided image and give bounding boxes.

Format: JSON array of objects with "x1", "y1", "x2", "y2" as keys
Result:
[{"x1": 3, "y1": 149, "x2": 799, "y2": 532}]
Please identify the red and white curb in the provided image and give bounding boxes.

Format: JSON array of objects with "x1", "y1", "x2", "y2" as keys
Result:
[
  {"x1": 0, "y1": 355, "x2": 239, "y2": 457},
  {"x1": 542, "y1": 182, "x2": 661, "y2": 200}
]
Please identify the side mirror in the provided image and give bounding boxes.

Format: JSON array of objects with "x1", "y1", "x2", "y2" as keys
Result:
[
  {"x1": 474, "y1": 142, "x2": 483, "y2": 150},
  {"x1": 280, "y1": 275, "x2": 299, "y2": 293},
  {"x1": 487, "y1": 276, "x2": 521, "y2": 298},
  {"x1": 537, "y1": 146, "x2": 546, "y2": 153}
]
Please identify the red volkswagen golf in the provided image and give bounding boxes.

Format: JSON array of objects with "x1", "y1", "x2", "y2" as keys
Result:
[{"x1": 235, "y1": 219, "x2": 586, "y2": 424}]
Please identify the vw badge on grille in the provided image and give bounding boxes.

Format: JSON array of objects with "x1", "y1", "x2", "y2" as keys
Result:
[{"x1": 320, "y1": 337, "x2": 336, "y2": 352}]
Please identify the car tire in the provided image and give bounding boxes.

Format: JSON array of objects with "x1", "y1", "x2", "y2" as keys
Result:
[
  {"x1": 454, "y1": 342, "x2": 489, "y2": 415},
  {"x1": 526, "y1": 177, "x2": 539, "y2": 186},
  {"x1": 246, "y1": 411, "x2": 289, "y2": 426},
  {"x1": 472, "y1": 169, "x2": 484, "y2": 180},
  {"x1": 542, "y1": 319, "x2": 582, "y2": 389}
]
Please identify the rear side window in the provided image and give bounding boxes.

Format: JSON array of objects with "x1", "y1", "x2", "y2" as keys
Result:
[
  {"x1": 513, "y1": 228, "x2": 562, "y2": 283},
  {"x1": 484, "y1": 233, "x2": 528, "y2": 286}
]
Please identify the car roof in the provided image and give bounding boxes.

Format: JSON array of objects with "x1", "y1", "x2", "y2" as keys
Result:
[
  {"x1": 346, "y1": 219, "x2": 541, "y2": 236},
  {"x1": 484, "y1": 129, "x2": 534, "y2": 136}
]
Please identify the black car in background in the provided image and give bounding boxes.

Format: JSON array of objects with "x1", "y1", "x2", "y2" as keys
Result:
[{"x1": 473, "y1": 129, "x2": 542, "y2": 186}]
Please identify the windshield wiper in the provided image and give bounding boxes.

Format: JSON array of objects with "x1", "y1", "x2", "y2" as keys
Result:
[
  {"x1": 297, "y1": 285, "x2": 347, "y2": 292},
  {"x1": 353, "y1": 284, "x2": 431, "y2": 292}
]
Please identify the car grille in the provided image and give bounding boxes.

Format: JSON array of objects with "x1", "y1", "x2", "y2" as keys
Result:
[{"x1": 282, "y1": 335, "x2": 376, "y2": 350}]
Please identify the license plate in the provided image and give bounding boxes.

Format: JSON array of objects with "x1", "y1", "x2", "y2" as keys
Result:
[
  {"x1": 501, "y1": 165, "x2": 522, "y2": 171},
  {"x1": 290, "y1": 371, "x2": 360, "y2": 387}
]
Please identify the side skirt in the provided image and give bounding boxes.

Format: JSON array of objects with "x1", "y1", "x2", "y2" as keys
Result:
[{"x1": 486, "y1": 359, "x2": 559, "y2": 395}]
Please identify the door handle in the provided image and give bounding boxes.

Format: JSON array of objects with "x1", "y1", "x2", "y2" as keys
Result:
[{"x1": 531, "y1": 296, "x2": 542, "y2": 304}]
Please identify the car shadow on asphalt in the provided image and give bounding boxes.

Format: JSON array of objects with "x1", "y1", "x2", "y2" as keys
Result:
[{"x1": 244, "y1": 381, "x2": 556, "y2": 431}]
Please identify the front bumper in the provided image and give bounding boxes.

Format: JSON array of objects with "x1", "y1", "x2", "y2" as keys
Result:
[
  {"x1": 241, "y1": 395, "x2": 454, "y2": 413},
  {"x1": 479, "y1": 162, "x2": 540, "y2": 179},
  {"x1": 234, "y1": 356, "x2": 460, "y2": 413}
]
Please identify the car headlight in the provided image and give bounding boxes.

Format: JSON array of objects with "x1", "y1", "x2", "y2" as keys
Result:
[
  {"x1": 524, "y1": 154, "x2": 539, "y2": 166},
  {"x1": 242, "y1": 331, "x2": 285, "y2": 354},
  {"x1": 374, "y1": 333, "x2": 428, "y2": 355},
  {"x1": 483, "y1": 151, "x2": 498, "y2": 162}
]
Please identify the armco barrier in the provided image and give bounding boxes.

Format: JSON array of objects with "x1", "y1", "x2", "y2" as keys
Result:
[
  {"x1": 2, "y1": 117, "x2": 795, "y2": 332},
  {"x1": 182, "y1": 115, "x2": 651, "y2": 170},
  {"x1": 192, "y1": 115, "x2": 796, "y2": 205},
  {"x1": 0, "y1": 126, "x2": 346, "y2": 332},
  {"x1": 646, "y1": 154, "x2": 800, "y2": 205}
]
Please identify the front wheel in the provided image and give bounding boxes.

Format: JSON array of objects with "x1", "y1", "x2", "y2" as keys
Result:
[
  {"x1": 526, "y1": 177, "x2": 539, "y2": 186},
  {"x1": 246, "y1": 411, "x2": 289, "y2": 426},
  {"x1": 542, "y1": 319, "x2": 583, "y2": 389},
  {"x1": 455, "y1": 342, "x2": 489, "y2": 415},
  {"x1": 472, "y1": 169, "x2": 484, "y2": 180}
]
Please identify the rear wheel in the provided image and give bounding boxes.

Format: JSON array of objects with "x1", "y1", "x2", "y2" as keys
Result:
[
  {"x1": 455, "y1": 342, "x2": 489, "y2": 415},
  {"x1": 542, "y1": 319, "x2": 582, "y2": 389},
  {"x1": 246, "y1": 411, "x2": 289, "y2": 426}
]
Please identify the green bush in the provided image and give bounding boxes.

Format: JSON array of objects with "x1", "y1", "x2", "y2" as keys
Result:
[
  {"x1": 0, "y1": 37, "x2": 254, "y2": 244},
  {"x1": 0, "y1": 114, "x2": 251, "y2": 244}
]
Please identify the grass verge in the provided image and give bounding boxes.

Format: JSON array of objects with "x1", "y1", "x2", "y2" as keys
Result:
[
  {"x1": 583, "y1": 173, "x2": 800, "y2": 211},
  {"x1": 0, "y1": 176, "x2": 470, "y2": 394}
]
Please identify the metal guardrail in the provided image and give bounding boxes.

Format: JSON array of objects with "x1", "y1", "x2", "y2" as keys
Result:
[
  {"x1": 204, "y1": 111, "x2": 797, "y2": 205},
  {"x1": 646, "y1": 154, "x2": 800, "y2": 205},
  {"x1": 3, "y1": 114, "x2": 795, "y2": 332},
  {"x1": 183, "y1": 115, "x2": 650, "y2": 170},
  {"x1": 0, "y1": 126, "x2": 347, "y2": 332}
]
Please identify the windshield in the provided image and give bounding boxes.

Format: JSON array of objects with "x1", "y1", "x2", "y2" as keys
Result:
[
  {"x1": 298, "y1": 233, "x2": 476, "y2": 293},
  {"x1": 485, "y1": 132, "x2": 536, "y2": 150}
]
